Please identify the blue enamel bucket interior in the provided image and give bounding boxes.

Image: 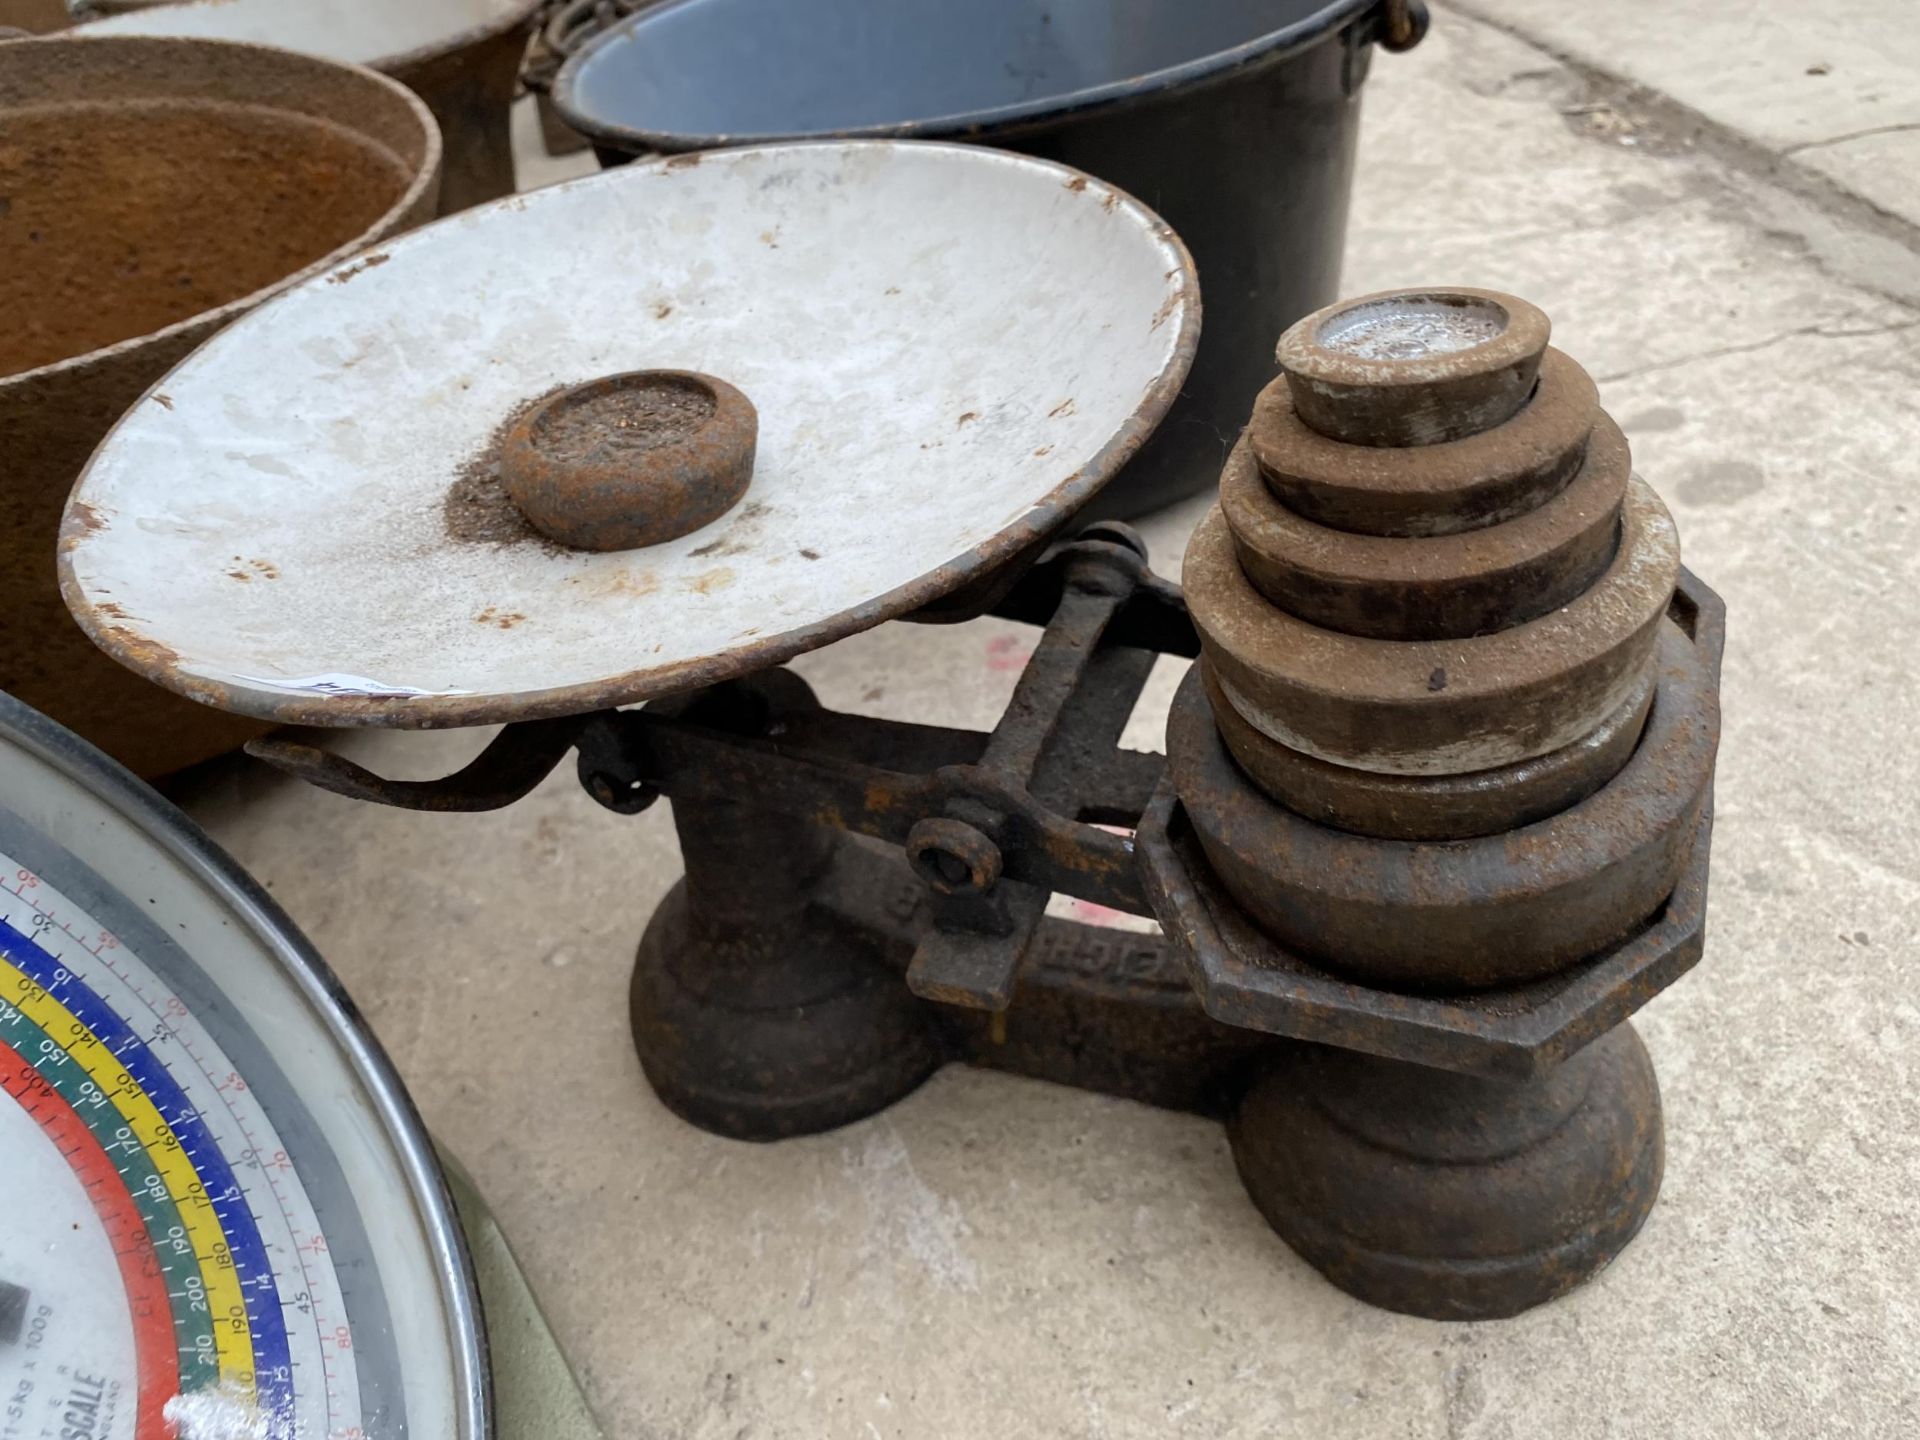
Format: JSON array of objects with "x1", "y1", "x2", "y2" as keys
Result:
[{"x1": 557, "y1": 0, "x2": 1374, "y2": 146}]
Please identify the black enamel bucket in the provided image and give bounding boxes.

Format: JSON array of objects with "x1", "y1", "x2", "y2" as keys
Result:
[{"x1": 554, "y1": 0, "x2": 1425, "y2": 518}]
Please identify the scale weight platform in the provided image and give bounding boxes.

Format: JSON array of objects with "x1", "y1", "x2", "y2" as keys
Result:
[{"x1": 60, "y1": 141, "x2": 1195, "y2": 729}]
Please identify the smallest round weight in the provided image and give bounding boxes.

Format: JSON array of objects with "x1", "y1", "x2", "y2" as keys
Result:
[{"x1": 1275, "y1": 287, "x2": 1551, "y2": 447}]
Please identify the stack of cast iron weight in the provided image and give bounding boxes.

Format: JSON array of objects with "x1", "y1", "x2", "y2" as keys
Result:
[{"x1": 1167, "y1": 287, "x2": 1721, "y2": 1318}]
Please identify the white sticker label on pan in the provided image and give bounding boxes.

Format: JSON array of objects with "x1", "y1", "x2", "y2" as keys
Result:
[{"x1": 232, "y1": 672, "x2": 473, "y2": 698}]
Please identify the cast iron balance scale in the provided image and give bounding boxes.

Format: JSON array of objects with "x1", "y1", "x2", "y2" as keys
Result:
[{"x1": 23, "y1": 139, "x2": 1719, "y2": 1439}]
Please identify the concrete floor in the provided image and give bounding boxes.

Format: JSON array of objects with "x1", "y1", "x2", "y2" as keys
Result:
[
  {"x1": 177, "y1": 5, "x2": 1920, "y2": 1436},
  {"x1": 1456, "y1": 0, "x2": 1920, "y2": 232}
]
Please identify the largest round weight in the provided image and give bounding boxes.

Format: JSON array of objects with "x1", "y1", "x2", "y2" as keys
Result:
[{"x1": 1167, "y1": 621, "x2": 1718, "y2": 991}]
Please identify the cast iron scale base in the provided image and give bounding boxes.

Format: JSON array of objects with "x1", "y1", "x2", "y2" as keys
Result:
[
  {"x1": 251, "y1": 517, "x2": 1722, "y2": 1322},
  {"x1": 58, "y1": 146, "x2": 1722, "y2": 1324}
]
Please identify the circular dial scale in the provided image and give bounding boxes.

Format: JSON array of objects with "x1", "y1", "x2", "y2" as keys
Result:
[
  {"x1": 0, "y1": 698, "x2": 481, "y2": 1440},
  {"x1": 0, "y1": 863, "x2": 357, "y2": 1438}
]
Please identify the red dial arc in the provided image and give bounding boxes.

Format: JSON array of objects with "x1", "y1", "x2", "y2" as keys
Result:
[{"x1": 1, "y1": 1039, "x2": 179, "y2": 1440}]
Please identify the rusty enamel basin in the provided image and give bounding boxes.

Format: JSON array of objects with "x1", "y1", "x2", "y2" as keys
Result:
[
  {"x1": 82, "y1": 0, "x2": 541, "y2": 211},
  {"x1": 0, "y1": 34, "x2": 440, "y2": 777}
]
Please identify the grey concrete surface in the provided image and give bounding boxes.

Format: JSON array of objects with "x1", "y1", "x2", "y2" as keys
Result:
[
  {"x1": 508, "y1": 92, "x2": 598, "y2": 193},
  {"x1": 174, "y1": 6, "x2": 1920, "y2": 1436},
  {"x1": 1456, "y1": 0, "x2": 1920, "y2": 233}
]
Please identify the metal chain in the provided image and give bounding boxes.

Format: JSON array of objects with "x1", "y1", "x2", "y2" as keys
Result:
[{"x1": 522, "y1": 0, "x2": 646, "y2": 91}]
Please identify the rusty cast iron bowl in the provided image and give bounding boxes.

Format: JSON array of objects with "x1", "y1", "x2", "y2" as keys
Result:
[
  {"x1": 0, "y1": 34, "x2": 441, "y2": 777},
  {"x1": 82, "y1": 0, "x2": 542, "y2": 212},
  {"x1": 0, "y1": 0, "x2": 72, "y2": 34}
]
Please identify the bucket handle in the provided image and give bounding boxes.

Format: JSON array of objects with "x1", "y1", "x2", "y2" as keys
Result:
[
  {"x1": 522, "y1": 0, "x2": 644, "y2": 93},
  {"x1": 1381, "y1": 0, "x2": 1431, "y2": 52}
]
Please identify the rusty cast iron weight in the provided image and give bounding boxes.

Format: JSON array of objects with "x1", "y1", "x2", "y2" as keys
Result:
[
  {"x1": 500, "y1": 370, "x2": 758, "y2": 552},
  {"x1": 58, "y1": 146, "x2": 1720, "y2": 1323}
]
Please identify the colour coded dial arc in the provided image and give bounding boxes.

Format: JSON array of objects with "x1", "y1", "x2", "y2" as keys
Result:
[
  {"x1": 0, "y1": 1039, "x2": 178, "y2": 1440},
  {"x1": 0, "y1": 864, "x2": 359, "y2": 1440},
  {"x1": 0, "y1": 689, "x2": 479, "y2": 1440}
]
